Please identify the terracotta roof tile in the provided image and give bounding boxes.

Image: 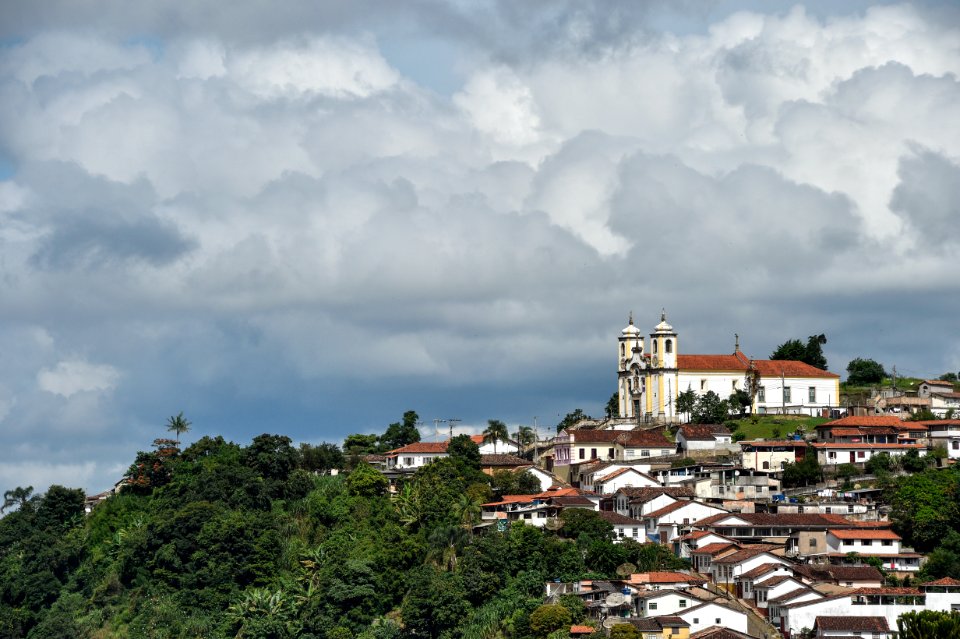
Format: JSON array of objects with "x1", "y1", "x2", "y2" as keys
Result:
[
  {"x1": 712, "y1": 547, "x2": 772, "y2": 565},
  {"x1": 567, "y1": 429, "x2": 625, "y2": 443},
  {"x1": 618, "y1": 487, "x2": 694, "y2": 502},
  {"x1": 740, "y1": 563, "x2": 788, "y2": 580},
  {"x1": 616, "y1": 429, "x2": 674, "y2": 447},
  {"x1": 680, "y1": 424, "x2": 731, "y2": 440},
  {"x1": 387, "y1": 441, "x2": 449, "y2": 454},
  {"x1": 922, "y1": 577, "x2": 960, "y2": 586},
  {"x1": 768, "y1": 587, "x2": 817, "y2": 605},
  {"x1": 689, "y1": 627, "x2": 755, "y2": 639},
  {"x1": 629, "y1": 571, "x2": 705, "y2": 584},
  {"x1": 823, "y1": 416, "x2": 906, "y2": 427},
  {"x1": 569, "y1": 625, "x2": 594, "y2": 634},
  {"x1": 598, "y1": 511, "x2": 645, "y2": 525},
  {"x1": 814, "y1": 616, "x2": 889, "y2": 632},
  {"x1": 691, "y1": 542, "x2": 740, "y2": 556},
  {"x1": 828, "y1": 528, "x2": 900, "y2": 540},
  {"x1": 480, "y1": 454, "x2": 530, "y2": 466}
]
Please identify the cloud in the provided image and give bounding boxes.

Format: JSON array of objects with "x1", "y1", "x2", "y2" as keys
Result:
[
  {"x1": 37, "y1": 359, "x2": 121, "y2": 398},
  {"x1": 0, "y1": 2, "x2": 958, "y2": 495}
]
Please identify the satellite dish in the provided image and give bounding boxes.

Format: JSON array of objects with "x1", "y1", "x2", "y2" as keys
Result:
[
  {"x1": 616, "y1": 562, "x2": 637, "y2": 577},
  {"x1": 602, "y1": 617, "x2": 621, "y2": 629},
  {"x1": 605, "y1": 592, "x2": 626, "y2": 607},
  {"x1": 545, "y1": 518, "x2": 563, "y2": 531}
]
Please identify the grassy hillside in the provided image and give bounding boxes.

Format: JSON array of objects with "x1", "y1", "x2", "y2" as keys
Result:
[{"x1": 731, "y1": 415, "x2": 829, "y2": 440}]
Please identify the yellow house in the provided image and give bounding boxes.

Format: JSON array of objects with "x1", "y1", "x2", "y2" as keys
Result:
[{"x1": 627, "y1": 616, "x2": 690, "y2": 639}]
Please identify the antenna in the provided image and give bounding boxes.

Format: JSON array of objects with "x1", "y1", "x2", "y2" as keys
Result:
[
  {"x1": 433, "y1": 418, "x2": 447, "y2": 442},
  {"x1": 448, "y1": 418, "x2": 461, "y2": 439}
]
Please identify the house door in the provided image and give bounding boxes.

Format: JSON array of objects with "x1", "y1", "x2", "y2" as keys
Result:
[{"x1": 850, "y1": 451, "x2": 856, "y2": 463}]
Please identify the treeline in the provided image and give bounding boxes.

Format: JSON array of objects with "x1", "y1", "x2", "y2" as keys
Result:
[{"x1": 0, "y1": 430, "x2": 686, "y2": 638}]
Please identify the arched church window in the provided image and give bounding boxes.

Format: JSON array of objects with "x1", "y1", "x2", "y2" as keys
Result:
[
  {"x1": 621, "y1": 344, "x2": 625, "y2": 357},
  {"x1": 653, "y1": 341, "x2": 658, "y2": 354},
  {"x1": 665, "y1": 339, "x2": 673, "y2": 353}
]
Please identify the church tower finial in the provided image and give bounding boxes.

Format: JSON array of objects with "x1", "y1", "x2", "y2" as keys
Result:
[
  {"x1": 629, "y1": 311, "x2": 633, "y2": 326},
  {"x1": 661, "y1": 308, "x2": 666, "y2": 322},
  {"x1": 735, "y1": 333, "x2": 740, "y2": 353}
]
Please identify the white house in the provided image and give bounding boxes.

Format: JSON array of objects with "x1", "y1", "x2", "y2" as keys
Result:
[
  {"x1": 710, "y1": 548, "x2": 790, "y2": 595},
  {"x1": 778, "y1": 584, "x2": 960, "y2": 638},
  {"x1": 599, "y1": 511, "x2": 647, "y2": 543},
  {"x1": 644, "y1": 500, "x2": 728, "y2": 543},
  {"x1": 739, "y1": 441, "x2": 808, "y2": 471},
  {"x1": 812, "y1": 442, "x2": 925, "y2": 466},
  {"x1": 677, "y1": 600, "x2": 749, "y2": 636},
  {"x1": 924, "y1": 419, "x2": 960, "y2": 457},
  {"x1": 824, "y1": 529, "x2": 901, "y2": 555},
  {"x1": 918, "y1": 380, "x2": 960, "y2": 418},
  {"x1": 386, "y1": 441, "x2": 449, "y2": 469},
  {"x1": 676, "y1": 424, "x2": 732, "y2": 454},
  {"x1": 753, "y1": 575, "x2": 813, "y2": 610},
  {"x1": 585, "y1": 466, "x2": 659, "y2": 494},
  {"x1": 614, "y1": 486, "x2": 693, "y2": 519},
  {"x1": 635, "y1": 589, "x2": 707, "y2": 617}
]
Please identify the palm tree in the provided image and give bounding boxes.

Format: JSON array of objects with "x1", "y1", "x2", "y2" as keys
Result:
[
  {"x1": 453, "y1": 493, "x2": 482, "y2": 533},
  {"x1": 426, "y1": 525, "x2": 469, "y2": 571},
  {"x1": 1, "y1": 486, "x2": 33, "y2": 513},
  {"x1": 166, "y1": 411, "x2": 192, "y2": 446},
  {"x1": 515, "y1": 425, "x2": 535, "y2": 454},
  {"x1": 483, "y1": 419, "x2": 509, "y2": 454}
]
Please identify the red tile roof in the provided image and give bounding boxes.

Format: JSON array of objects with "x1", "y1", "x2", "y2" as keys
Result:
[
  {"x1": 616, "y1": 429, "x2": 673, "y2": 447},
  {"x1": 922, "y1": 379, "x2": 955, "y2": 387},
  {"x1": 691, "y1": 542, "x2": 739, "y2": 556},
  {"x1": 629, "y1": 571, "x2": 705, "y2": 584},
  {"x1": 567, "y1": 429, "x2": 625, "y2": 443},
  {"x1": 823, "y1": 416, "x2": 906, "y2": 427},
  {"x1": 644, "y1": 500, "x2": 711, "y2": 519},
  {"x1": 387, "y1": 441, "x2": 449, "y2": 454},
  {"x1": 618, "y1": 487, "x2": 694, "y2": 502},
  {"x1": 599, "y1": 511, "x2": 644, "y2": 526},
  {"x1": 814, "y1": 616, "x2": 889, "y2": 632},
  {"x1": 677, "y1": 354, "x2": 748, "y2": 371},
  {"x1": 480, "y1": 454, "x2": 530, "y2": 466},
  {"x1": 569, "y1": 625, "x2": 594, "y2": 635},
  {"x1": 680, "y1": 424, "x2": 731, "y2": 441},
  {"x1": 828, "y1": 528, "x2": 900, "y2": 540},
  {"x1": 922, "y1": 577, "x2": 960, "y2": 586},
  {"x1": 812, "y1": 442, "x2": 924, "y2": 449},
  {"x1": 673, "y1": 353, "x2": 836, "y2": 378},
  {"x1": 749, "y1": 360, "x2": 839, "y2": 378}
]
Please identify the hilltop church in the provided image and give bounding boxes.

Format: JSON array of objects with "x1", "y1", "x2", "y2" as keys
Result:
[{"x1": 617, "y1": 313, "x2": 839, "y2": 423}]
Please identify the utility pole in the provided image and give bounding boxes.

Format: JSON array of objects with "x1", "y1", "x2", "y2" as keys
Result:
[
  {"x1": 533, "y1": 416, "x2": 539, "y2": 442},
  {"x1": 892, "y1": 365, "x2": 897, "y2": 392},
  {"x1": 448, "y1": 418, "x2": 461, "y2": 440},
  {"x1": 433, "y1": 418, "x2": 447, "y2": 441}
]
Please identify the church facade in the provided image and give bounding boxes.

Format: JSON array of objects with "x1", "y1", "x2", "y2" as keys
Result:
[{"x1": 617, "y1": 313, "x2": 840, "y2": 423}]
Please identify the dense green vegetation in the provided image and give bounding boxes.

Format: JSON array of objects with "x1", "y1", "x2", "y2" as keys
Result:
[{"x1": 0, "y1": 430, "x2": 688, "y2": 638}]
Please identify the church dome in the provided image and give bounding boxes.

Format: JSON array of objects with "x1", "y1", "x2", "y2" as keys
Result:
[
  {"x1": 621, "y1": 312, "x2": 641, "y2": 336},
  {"x1": 653, "y1": 310, "x2": 674, "y2": 333}
]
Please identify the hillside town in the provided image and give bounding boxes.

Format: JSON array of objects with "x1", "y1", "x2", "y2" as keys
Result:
[{"x1": 369, "y1": 314, "x2": 960, "y2": 638}]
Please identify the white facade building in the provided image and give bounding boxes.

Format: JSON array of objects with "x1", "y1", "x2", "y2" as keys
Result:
[{"x1": 617, "y1": 313, "x2": 839, "y2": 423}]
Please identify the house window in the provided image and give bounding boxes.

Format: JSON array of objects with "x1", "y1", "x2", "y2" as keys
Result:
[
  {"x1": 523, "y1": 513, "x2": 531, "y2": 519},
  {"x1": 809, "y1": 538, "x2": 817, "y2": 548},
  {"x1": 828, "y1": 452, "x2": 836, "y2": 459},
  {"x1": 679, "y1": 599, "x2": 687, "y2": 608},
  {"x1": 784, "y1": 387, "x2": 792, "y2": 403},
  {"x1": 642, "y1": 450, "x2": 650, "y2": 457},
  {"x1": 758, "y1": 386, "x2": 766, "y2": 402},
  {"x1": 404, "y1": 457, "x2": 414, "y2": 466},
  {"x1": 848, "y1": 505, "x2": 855, "y2": 513},
  {"x1": 666, "y1": 339, "x2": 673, "y2": 353},
  {"x1": 701, "y1": 379, "x2": 707, "y2": 390},
  {"x1": 733, "y1": 380, "x2": 737, "y2": 391},
  {"x1": 953, "y1": 441, "x2": 959, "y2": 450},
  {"x1": 591, "y1": 448, "x2": 597, "y2": 459},
  {"x1": 844, "y1": 540, "x2": 854, "y2": 546},
  {"x1": 864, "y1": 540, "x2": 872, "y2": 546},
  {"x1": 608, "y1": 448, "x2": 614, "y2": 458},
  {"x1": 579, "y1": 449, "x2": 585, "y2": 460},
  {"x1": 825, "y1": 507, "x2": 832, "y2": 514},
  {"x1": 808, "y1": 386, "x2": 816, "y2": 402},
  {"x1": 627, "y1": 449, "x2": 635, "y2": 457},
  {"x1": 649, "y1": 602, "x2": 657, "y2": 610},
  {"x1": 882, "y1": 540, "x2": 892, "y2": 546},
  {"x1": 762, "y1": 461, "x2": 770, "y2": 470},
  {"x1": 633, "y1": 528, "x2": 639, "y2": 537}
]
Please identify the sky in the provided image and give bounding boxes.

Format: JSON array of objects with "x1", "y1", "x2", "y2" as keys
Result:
[{"x1": 0, "y1": 1, "x2": 958, "y2": 495}]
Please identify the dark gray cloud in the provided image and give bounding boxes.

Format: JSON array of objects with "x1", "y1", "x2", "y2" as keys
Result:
[{"x1": 891, "y1": 147, "x2": 960, "y2": 248}]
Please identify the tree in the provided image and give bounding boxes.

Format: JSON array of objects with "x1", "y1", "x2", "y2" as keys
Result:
[
  {"x1": 1, "y1": 485, "x2": 33, "y2": 513},
  {"x1": 770, "y1": 334, "x2": 828, "y2": 369},
  {"x1": 605, "y1": 392, "x2": 619, "y2": 419},
  {"x1": 770, "y1": 339, "x2": 806, "y2": 362},
  {"x1": 918, "y1": 530, "x2": 960, "y2": 582},
  {"x1": 380, "y1": 411, "x2": 421, "y2": 451},
  {"x1": 166, "y1": 411, "x2": 192, "y2": 446},
  {"x1": 446, "y1": 434, "x2": 481, "y2": 470},
  {"x1": 728, "y1": 389, "x2": 752, "y2": 417},
  {"x1": 346, "y1": 462, "x2": 389, "y2": 497},
  {"x1": 343, "y1": 433, "x2": 380, "y2": 456},
  {"x1": 692, "y1": 391, "x2": 729, "y2": 424},
  {"x1": 401, "y1": 568, "x2": 469, "y2": 638},
  {"x1": 897, "y1": 610, "x2": 960, "y2": 639},
  {"x1": 559, "y1": 509, "x2": 613, "y2": 540},
  {"x1": 846, "y1": 358, "x2": 887, "y2": 385},
  {"x1": 528, "y1": 604, "x2": 572, "y2": 638},
  {"x1": 610, "y1": 624, "x2": 640, "y2": 639},
  {"x1": 483, "y1": 419, "x2": 509, "y2": 454},
  {"x1": 515, "y1": 425, "x2": 536, "y2": 454},
  {"x1": 675, "y1": 389, "x2": 696, "y2": 421},
  {"x1": 299, "y1": 442, "x2": 345, "y2": 473},
  {"x1": 939, "y1": 373, "x2": 958, "y2": 383},
  {"x1": 782, "y1": 449, "x2": 822, "y2": 488},
  {"x1": 556, "y1": 409, "x2": 590, "y2": 433}
]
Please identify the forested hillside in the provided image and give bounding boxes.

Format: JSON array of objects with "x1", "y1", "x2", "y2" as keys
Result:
[{"x1": 0, "y1": 434, "x2": 686, "y2": 639}]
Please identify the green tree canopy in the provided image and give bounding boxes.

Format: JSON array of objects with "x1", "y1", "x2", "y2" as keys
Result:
[
  {"x1": 605, "y1": 392, "x2": 619, "y2": 419},
  {"x1": 346, "y1": 462, "x2": 389, "y2": 497},
  {"x1": 692, "y1": 391, "x2": 729, "y2": 424},
  {"x1": 846, "y1": 357, "x2": 887, "y2": 385},
  {"x1": 343, "y1": 433, "x2": 380, "y2": 456},
  {"x1": 165, "y1": 411, "x2": 192, "y2": 445},
  {"x1": 556, "y1": 409, "x2": 590, "y2": 433},
  {"x1": 446, "y1": 434, "x2": 481, "y2": 470},
  {"x1": 298, "y1": 442, "x2": 344, "y2": 473},
  {"x1": 528, "y1": 604, "x2": 572, "y2": 638},
  {"x1": 771, "y1": 334, "x2": 828, "y2": 369},
  {"x1": 898, "y1": 610, "x2": 960, "y2": 639},
  {"x1": 380, "y1": 410, "x2": 421, "y2": 451}
]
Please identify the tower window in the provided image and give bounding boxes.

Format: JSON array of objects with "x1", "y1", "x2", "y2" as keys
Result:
[
  {"x1": 665, "y1": 339, "x2": 673, "y2": 353},
  {"x1": 621, "y1": 344, "x2": 625, "y2": 357},
  {"x1": 653, "y1": 341, "x2": 658, "y2": 354}
]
